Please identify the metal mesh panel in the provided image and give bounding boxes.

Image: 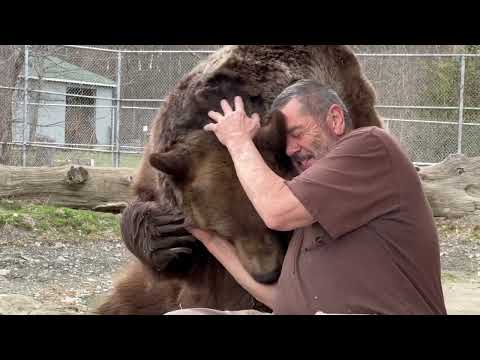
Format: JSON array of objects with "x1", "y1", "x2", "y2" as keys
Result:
[
  {"x1": 0, "y1": 144, "x2": 23, "y2": 166},
  {"x1": 121, "y1": 52, "x2": 210, "y2": 99},
  {"x1": 119, "y1": 103, "x2": 157, "y2": 149},
  {"x1": 386, "y1": 120, "x2": 459, "y2": 163},
  {"x1": 358, "y1": 56, "x2": 460, "y2": 107},
  {"x1": 462, "y1": 124, "x2": 480, "y2": 157},
  {"x1": 119, "y1": 153, "x2": 143, "y2": 169},
  {"x1": 117, "y1": 51, "x2": 212, "y2": 162},
  {"x1": 462, "y1": 56, "x2": 480, "y2": 157},
  {"x1": 40, "y1": 147, "x2": 114, "y2": 167},
  {"x1": 357, "y1": 53, "x2": 469, "y2": 163},
  {"x1": 2, "y1": 45, "x2": 479, "y2": 169}
]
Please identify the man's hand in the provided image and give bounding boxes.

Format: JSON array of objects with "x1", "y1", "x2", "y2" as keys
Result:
[
  {"x1": 205, "y1": 96, "x2": 261, "y2": 149},
  {"x1": 187, "y1": 226, "x2": 278, "y2": 309},
  {"x1": 187, "y1": 227, "x2": 235, "y2": 254},
  {"x1": 186, "y1": 227, "x2": 215, "y2": 246}
]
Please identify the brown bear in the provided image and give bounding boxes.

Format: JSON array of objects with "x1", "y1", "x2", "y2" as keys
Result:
[{"x1": 96, "y1": 45, "x2": 383, "y2": 315}]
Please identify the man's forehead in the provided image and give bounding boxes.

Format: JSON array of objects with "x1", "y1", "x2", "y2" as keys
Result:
[
  {"x1": 279, "y1": 97, "x2": 324, "y2": 134},
  {"x1": 281, "y1": 106, "x2": 312, "y2": 133},
  {"x1": 280, "y1": 97, "x2": 304, "y2": 116},
  {"x1": 283, "y1": 115, "x2": 312, "y2": 134}
]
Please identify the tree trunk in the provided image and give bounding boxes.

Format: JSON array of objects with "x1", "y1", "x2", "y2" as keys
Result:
[
  {"x1": 418, "y1": 153, "x2": 480, "y2": 218},
  {"x1": 0, "y1": 46, "x2": 24, "y2": 165},
  {"x1": 0, "y1": 165, "x2": 135, "y2": 212},
  {"x1": 1, "y1": 154, "x2": 479, "y2": 217}
]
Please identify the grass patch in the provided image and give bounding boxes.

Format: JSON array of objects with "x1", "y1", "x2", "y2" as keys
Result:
[
  {"x1": 0, "y1": 199, "x2": 120, "y2": 242},
  {"x1": 441, "y1": 271, "x2": 460, "y2": 283},
  {"x1": 437, "y1": 218, "x2": 480, "y2": 244},
  {"x1": 0, "y1": 200, "x2": 22, "y2": 211},
  {"x1": 437, "y1": 222, "x2": 458, "y2": 236},
  {"x1": 0, "y1": 210, "x2": 34, "y2": 230},
  {"x1": 472, "y1": 225, "x2": 480, "y2": 243}
]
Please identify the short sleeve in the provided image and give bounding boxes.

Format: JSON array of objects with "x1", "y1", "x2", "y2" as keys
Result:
[{"x1": 285, "y1": 128, "x2": 400, "y2": 239}]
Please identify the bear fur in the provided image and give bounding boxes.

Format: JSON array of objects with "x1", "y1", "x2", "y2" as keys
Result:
[{"x1": 96, "y1": 45, "x2": 383, "y2": 315}]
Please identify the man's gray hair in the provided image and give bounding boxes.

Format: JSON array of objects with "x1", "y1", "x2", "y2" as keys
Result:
[{"x1": 271, "y1": 79, "x2": 352, "y2": 130}]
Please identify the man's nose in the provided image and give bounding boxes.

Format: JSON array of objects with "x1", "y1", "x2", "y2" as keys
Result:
[{"x1": 286, "y1": 138, "x2": 300, "y2": 157}]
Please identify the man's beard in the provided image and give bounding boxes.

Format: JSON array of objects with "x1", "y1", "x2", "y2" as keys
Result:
[
  {"x1": 291, "y1": 151, "x2": 315, "y2": 173},
  {"x1": 291, "y1": 135, "x2": 337, "y2": 173}
]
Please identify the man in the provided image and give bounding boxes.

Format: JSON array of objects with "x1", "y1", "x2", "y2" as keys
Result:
[{"x1": 130, "y1": 80, "x2": 447, "y2": 315}]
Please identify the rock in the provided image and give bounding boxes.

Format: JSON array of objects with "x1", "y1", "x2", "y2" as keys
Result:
[
  {"x1": 29, "y1": 309, "x2": 78, "y2": 315},
  {"x1": 0, "y1": 269, "x2": 10, "y2": 276},
  {"x1": 93, "y1": 202, "x2": 128, "y2": 213},
  {"x1": 0, "y1": 294, "x2": 84, "y2": 315},
  {"x1": 62, "y1": 296, "x2": 76, "y2": 305},
  {"x1": 53, "y1": 242, "x2": 64, "y2": 249},
  {"x1": 0, "y1": 294, "x2": 41, "y2": 314},
  {"x1": 20, "y1": 254, "x2": 34, "y2": 262}
]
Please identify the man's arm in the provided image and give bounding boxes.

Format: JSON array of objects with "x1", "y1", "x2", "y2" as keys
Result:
[
  {"x1": 188, "y1": 228, "x2": 278, "y2": 309},
  {"x1": 205, "y1": 97, "x2": 314, "y2": 231},
  {"x1": 227, "y1": 139, "x2": 314, "y2": 231}
]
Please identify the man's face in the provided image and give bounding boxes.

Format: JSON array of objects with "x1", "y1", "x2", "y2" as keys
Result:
[{"x1": 280, "y1": 98, "x2": 339, "y2": 173}]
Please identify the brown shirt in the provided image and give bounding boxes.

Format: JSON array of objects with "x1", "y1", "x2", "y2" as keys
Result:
[{"x1": 273, "y1": 127, "x2": 447, "y2": 315}]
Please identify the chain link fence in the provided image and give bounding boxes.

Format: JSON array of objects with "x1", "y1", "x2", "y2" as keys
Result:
[
  {"x1": 0, "y1": 45, "x2": 479, "y2": 168},
  {"x1": 357, "y1": 51, "x2": 480, "y2": 164}
]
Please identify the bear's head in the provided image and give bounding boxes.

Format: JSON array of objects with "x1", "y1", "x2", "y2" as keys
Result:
[{"x1": 149, "y1": 109, "x2": 294, "y2": 284}]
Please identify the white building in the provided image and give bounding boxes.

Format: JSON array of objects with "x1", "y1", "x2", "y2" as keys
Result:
[{"x1": 14, "y1": 55, "x2": 116, "y2": 146}]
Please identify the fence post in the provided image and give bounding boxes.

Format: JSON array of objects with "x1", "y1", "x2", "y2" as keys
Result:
[
  {"x1": 22, "y1": 45, "x2": 29, "y2": 167},
  {"x1": 457, "y1": 54, "x2": 465, "y2": 154},
  {"x1": 114, "y1": 51, "x2": 122, "y2": 167},
  {"x1": 111, "y1": 106, "x2": 115, "y2": 167}
]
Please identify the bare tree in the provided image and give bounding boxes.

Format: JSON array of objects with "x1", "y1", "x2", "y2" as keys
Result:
[{"x1": 0, "y1": 46, "x2": 24, "y2": 165}]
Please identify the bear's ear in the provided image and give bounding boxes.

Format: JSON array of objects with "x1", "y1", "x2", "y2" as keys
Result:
[
  {"x1": 254, "y1": 110, "x2": 287, "y2": 153},
  {"x1": 149, "y1": 149, "x2": 190, "y2": 180}
]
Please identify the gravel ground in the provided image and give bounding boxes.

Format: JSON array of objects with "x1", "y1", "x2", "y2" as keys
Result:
[
  {"x1": 436, "y1": 214, "x2": 480, "y2": 276},
  {"x1": 0, "y1": 214, "x2": 479, "y2": 315},
  {"x1": 0, "y1": 225, "x2": 133, "y2": 314}
]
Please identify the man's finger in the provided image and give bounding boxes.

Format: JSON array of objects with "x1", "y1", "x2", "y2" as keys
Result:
[
  {"x1": 208, "y1": 111, "x2": 223, "y2": 122},
  {"x1": 220, "y1": 99, "x2": 233, "y2": 114},
  {"x1": 251, "y1": 113, "x2": 261, "y2": 125},
  {"x1": 234, "y1": 96, "x2": 245, "y2": 112},
  {"x1": 203, "y1": 123, "x2": 217, "y2": 132},
  {"x1": 188, "y1": 228, "x2": 214, "y2": 242}
]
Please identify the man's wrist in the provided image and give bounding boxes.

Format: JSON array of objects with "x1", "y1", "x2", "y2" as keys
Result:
[{"x1": 225, "y1": 136, "x2": 253, "y2": 154}]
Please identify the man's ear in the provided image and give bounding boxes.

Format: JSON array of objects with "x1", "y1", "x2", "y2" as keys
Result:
[
  {"x1": 149, "y1": 148, "x2": 191, "y2": 180},
  {"x1": 326, "y1": 104, "x2": 346, "y2": 136}
]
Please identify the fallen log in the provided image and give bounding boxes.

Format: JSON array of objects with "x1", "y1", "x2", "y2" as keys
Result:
[
  {"x1": 1, "y1": 154, "x2": 479, "y2": 217},
  {"x1": 0, "y1": 165, "x2": 136, "y2": 212},
  {"x1": 418, "y1": 153, "x2": 480, "y2": 218}
]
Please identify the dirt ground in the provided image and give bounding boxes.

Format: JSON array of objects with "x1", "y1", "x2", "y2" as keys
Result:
[{"x1": 0, "y1": 213, "x2": 479, "y2": 315}]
